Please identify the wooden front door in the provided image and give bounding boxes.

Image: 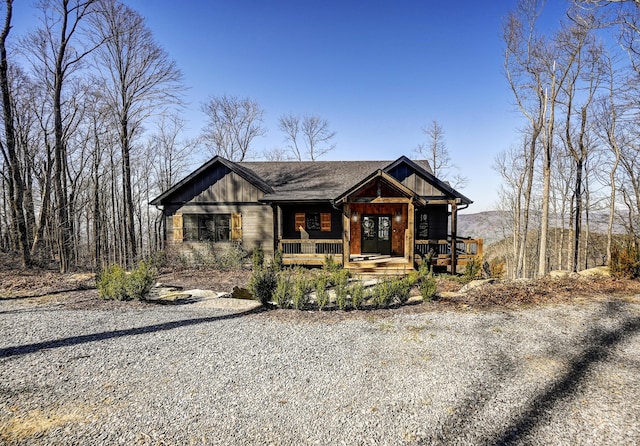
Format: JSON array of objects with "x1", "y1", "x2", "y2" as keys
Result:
[{"x1": 361, "y1": 215, "x2": 392, "y2": 255}]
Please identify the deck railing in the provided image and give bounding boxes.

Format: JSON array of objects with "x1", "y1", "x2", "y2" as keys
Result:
[
  {"x1": 279, "y1": 239, "x2": 343, "y2": 256},
  {"x1": 415, "y1": 238, "x2": 483, "y2": 266}
]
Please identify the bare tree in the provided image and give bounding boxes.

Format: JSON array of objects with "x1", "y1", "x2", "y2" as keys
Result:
[
  {"x1": 201, "y1": 94, "x2": 265, "y2": 162},
  {"x1": 279, "y1": 114, "x2": 336, "y2": 161},
  {"x1": 557, "y1": 11, "x2": 603, "y2": 272},
  {"x1": 503, "y1": 0, "x2": 547, "y2": 278},
  {"x1": 91, "y1": 0, "x2": 183, "y2": 265},
  {"x1": 23, "y1": 0, "x2": 102, "y2": 272},
  {"x1": 0, "y1": 0, "x2": 30, "y2": 267}
]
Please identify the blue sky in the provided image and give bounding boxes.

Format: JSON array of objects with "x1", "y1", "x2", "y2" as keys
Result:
[{"x1": 13, "y1": 1, "x2": 571, "y2": 212}]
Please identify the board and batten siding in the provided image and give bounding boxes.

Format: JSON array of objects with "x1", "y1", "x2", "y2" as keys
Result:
[{"x1": 189, "y1": 170, "x2": 265, "y2": 203}]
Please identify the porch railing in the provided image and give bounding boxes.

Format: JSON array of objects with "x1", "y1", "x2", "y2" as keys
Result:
[
  {"x1": 279, "y1": 239, "x2": 343, "y2": 256},
  {"x1": 415, "y1": 238, "x2": 483, "y2": 265}
]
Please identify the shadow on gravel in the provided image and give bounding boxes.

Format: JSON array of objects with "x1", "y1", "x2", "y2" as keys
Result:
[
  {"x1": 418, "y1": 300, "x2": 640, "y2": 446},
  {"x1": 0, "y1": 306, "x2": 264, "y2": 359}
]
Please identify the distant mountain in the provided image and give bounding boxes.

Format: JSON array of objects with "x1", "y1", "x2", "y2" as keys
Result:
[
  {"x1": 458, "y1": 211, "x2": 511, "y2": 245},
  {"x1": 458, "y1": 210, "x2": 626, "y2": 246}
]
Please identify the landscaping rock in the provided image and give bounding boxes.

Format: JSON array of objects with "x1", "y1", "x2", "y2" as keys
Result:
[{"x1": 459, "y1": 278, "x2": 496, "y2": 293}]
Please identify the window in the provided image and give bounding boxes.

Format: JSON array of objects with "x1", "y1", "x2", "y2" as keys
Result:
[
  {"x1": 295, "y1": 212, "x2": 331, "y2": 232},
  {"x1": 183, "y1": 214, "x2": 230, "y2": 242}
]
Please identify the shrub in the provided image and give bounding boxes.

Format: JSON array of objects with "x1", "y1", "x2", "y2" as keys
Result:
[
  {"x1": 464, "y1": 257, "x2": 483, "y2": 281},
  {"x1": 348, "y1": 282, "x2": 365, "y2": 310},
  {"x1": 372, "y1": 279, "x2": 395, "y2": 308},
  {"x1": 329, "y1": 268, "x2": 350, "y2": 288},
  {"x1": 419, "y1": 269, "x2": 437, "y2": 301},
  {"x1": 97, "y1": 264, "x2": 128, "y2": 301},
  {"x1": 335, "y1": 281, "x2": 349, "y2": 310},
  {"x1": 273, "y1": 274, "x2": 292, "y2": 309},
  {"x1": 97, "y1": 261, "x2": 156, "y2": 301},
  {"x1": 315, "y1": 276, "x2": 330, "y2": 310},
  {"x1": 252, "y1": 245, "x2": 265, "y2": 271},
  {"x1": 394, "y1": 277, "x2": 412, "y2": 304},
  {"x1": 272, "y1": 249, "x2": 284, "y2": 271},
  {"x1": 125, "y1": 260, "x2": 156, "y2": 300},
  {"x1": 610, "y1": 245, "x2": 640, "y2": 279},
  {"x1": 215, "y1": 242, "x2": 249, "y2": 270},
  {"x1": 323, "y1": 254, "x2": 341, "y2": 274},
  {"x1": 291, "y1": 272, "x2": 312, "y2": 310},
  {"x1": 249, "y1": 267, "x2": 277, "y2": 306}
]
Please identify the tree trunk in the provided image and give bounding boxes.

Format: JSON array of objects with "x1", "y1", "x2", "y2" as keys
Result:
[{"x1": 0, "y1": 0, "x2": 30, "y2": 268}]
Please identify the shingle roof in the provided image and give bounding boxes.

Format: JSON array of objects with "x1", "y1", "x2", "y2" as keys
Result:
[
  {"x1": 150, "y1": 155, "x2": 472, "y2": 206},
  {"x1": 238, "y1": 160, "x2": 392, "y2": 201}
]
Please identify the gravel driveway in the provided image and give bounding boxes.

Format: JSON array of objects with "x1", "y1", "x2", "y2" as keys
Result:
[{"x1": 1, "y1": 295, "x2": 639, "y2": 445}]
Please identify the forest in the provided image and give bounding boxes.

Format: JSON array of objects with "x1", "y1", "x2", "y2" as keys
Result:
[
  {"x1": 496, "y1": 0, "x2": 640, "y2": 278},
  {"x1": 0, "y1": 0, "x2": 639, "y2": 279}
]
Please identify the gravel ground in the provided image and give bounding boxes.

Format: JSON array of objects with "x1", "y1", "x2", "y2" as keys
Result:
[{"x1": 1, "y1": 294, "x2": 639, "y2": 445}]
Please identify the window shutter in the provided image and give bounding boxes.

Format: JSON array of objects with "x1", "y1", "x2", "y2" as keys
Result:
[
  {"x1": 321, "y1": 213, "x2": 331, "y2": 232},
  {"x1": 231, "y1": 213, "x2": 242, "y2": 241},
  {"x1": 295, "y1": 213, "x2": 305, "y2": 231},
  {"x1": 172, "y1": 214, "x2": 183, "y2": 242}
]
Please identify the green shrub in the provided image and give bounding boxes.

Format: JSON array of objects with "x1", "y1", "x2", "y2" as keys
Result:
[
  {"x1": 371, "y1": 279, "x2": 394, "y2": 308},
  {"x1": 335, "y1": 281, "x2": 349, "y2": 310},
  {"x1": 97, "y1": 264, "x2": 128, "y2": 300},
  {"x1": 394, "y1": 277, "x2": 412, "y2": 304},
  {"x1": 315, "y1": 276, "x2": 330, "y2": 310},
  {"x1": 610, "y1": 245, "x2": 640, "y2": 279},
  {"x1": 273, "y1": 274, "x2": 292, "y2": 309},
  {"x1": 249, "y1": 267, "x2": 277, "y2": 306},
  {"x1": 125, "y1": 260, "x2": 156, "y2": 300},
  {"x1": 97, "y1": 261, "x2": 156, "y2": 301},
  {"x1": 348, "y1": 282, "x2": 365, "y2": 310},
  {"x1": 420, "y1": 269, "x2": 437, "y2": 301},
  {"x1": 329, "y1": 268, "x2": 350, "y2": 288},
  {"x1": 323, "y1": 254, "x2": 341, "y2": 274},
  {"x1": 291, "y1": 273, "x2": 312, "y2": 310},
  {"x1": 464, "y1": 256, "x2": 483, "y2": 281},
  {"x1": 252, "y1": 245, "x2": 265, "y2": 271},
  {"x1": 272, "y1": 249, "x2": 284, "y2": 271}
]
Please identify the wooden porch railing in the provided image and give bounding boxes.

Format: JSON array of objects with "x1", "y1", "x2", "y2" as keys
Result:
[
  {"x1": 279, "y1": 239, "x2": 343, "y2": 265},
  {"x1": 415, "y1": 238, "x2": 483, "y2": 267}
]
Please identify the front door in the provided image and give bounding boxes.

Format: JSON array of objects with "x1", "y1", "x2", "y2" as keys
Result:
[{"x1": 361, "y1": 215, "x2": 392, "y2": 255}]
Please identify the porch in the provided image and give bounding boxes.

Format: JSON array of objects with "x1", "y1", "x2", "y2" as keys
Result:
[{"x1": 278, "y1": 238, "x2": 484, "y2": 273}]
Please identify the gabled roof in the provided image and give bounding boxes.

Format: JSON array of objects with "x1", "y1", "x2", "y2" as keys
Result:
[
  {"x1": 150, "y1": 156, "x2": 273, "y2": 205},
  {"x1": 239, "y1": 160, "x2": 391, "y2": 202},
  {"x1": 333, "y1": 169, "x2": 427, "y2": 206},
  {"x1": 150, "y1": 155, "x2": 472, "y2": 206},
  {"x1": 383, "y1": 156, "x2": 472, "y2": 204}
]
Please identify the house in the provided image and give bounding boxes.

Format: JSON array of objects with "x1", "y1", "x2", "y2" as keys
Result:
[{"x1": 150, "y1": 155, "x2": 483, "y2": 274}]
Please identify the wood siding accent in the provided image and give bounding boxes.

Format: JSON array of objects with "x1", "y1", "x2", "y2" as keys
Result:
[
  {"x1": 321, "y1": 213, "x2": 331, "y2": 232},
  {"x1": 349, "y1": 203, "x2": 407, "y2": 256},
  {"x1": 172, "y1": 214, "x2": 183, "y2": 242},
  {"x1": 295, "y1": 213, "x2": 305, "y2": 231},
  {"x1": 231, "y1": 213, "x2": 242, "y2": 241}
]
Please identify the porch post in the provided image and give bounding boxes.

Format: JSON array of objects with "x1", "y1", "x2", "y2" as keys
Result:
[
  {"x1": 406, "y1": 200, "x2": 415, "y2": 265},
  {"x1": 343, "y1": 203, "x2": 351, "y2": 266},
  {"x1": 276, "y1": 205, "x2": 283, "y2": 253},
  {"x1": 451, "y1": 200, "x2": 458, "y2": 274}
]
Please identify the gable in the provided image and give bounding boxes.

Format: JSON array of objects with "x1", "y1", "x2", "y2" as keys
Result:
[
  {"x1": 150, "y1": 156, "x2": 272, "y2": 206},
  {"x1": 187, "y1": 168, "x2": 265, "y2": 203},
  {"x1": 384, "y1": 156, "x2": 472, "y2": 204},
  {"x1": 386, "y1": 163, "x2": 443, "y2": 197}
]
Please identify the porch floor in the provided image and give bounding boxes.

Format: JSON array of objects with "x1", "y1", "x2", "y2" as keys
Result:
[{"x1": 345, "y1": 255, "x2": 414, "y2": 275}]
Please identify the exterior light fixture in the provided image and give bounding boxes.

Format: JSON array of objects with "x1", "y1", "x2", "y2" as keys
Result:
[{"x1": 352, "y1": 211, "x2": 359, "y2": 222}]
